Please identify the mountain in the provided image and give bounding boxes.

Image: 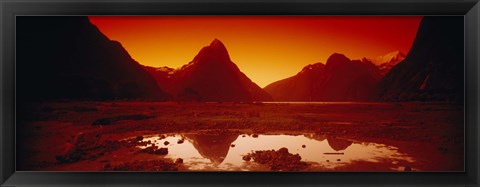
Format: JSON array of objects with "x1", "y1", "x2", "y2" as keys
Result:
[
  {"x1": 264, "y1": 53, "x2": 382, "y2": 101},
  {"x1": 376, "y1": 17, "x2": 464, "y2": 102},
  {"x1": 367, "y1": 51, "x2": 406, "y2": 75},
  {"x1": 305, "y1": 134, "x2": 352, "y2": 151},
  {"x1": 143, "y1": 66, "x2": 176, "y2": 94},
  {"x1": 262, "y1": 63, "x2": 326, "y2": 101},
  {"x1": 144, "y1": 39, "x2": 272, "y2": 102},
  {"x1": 184, "y1": 133, "x2": 239, "y2": 164},
  {"x1": 16, "y1": 16, "x2": 169, "y2": 102}
]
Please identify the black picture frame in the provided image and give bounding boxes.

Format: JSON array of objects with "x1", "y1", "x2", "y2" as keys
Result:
[{"x1": 1, "y1": 0, "x2": 479, "y2": 186}]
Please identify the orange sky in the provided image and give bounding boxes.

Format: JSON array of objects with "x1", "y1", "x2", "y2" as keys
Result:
[{"x1": 89, "y1": 16, "x2": 422, "y2": 87}]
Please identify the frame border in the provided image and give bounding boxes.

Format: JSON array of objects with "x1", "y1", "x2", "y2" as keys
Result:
[{"x1": 1, "y1": 0, "x2": 479, "y2": 186}]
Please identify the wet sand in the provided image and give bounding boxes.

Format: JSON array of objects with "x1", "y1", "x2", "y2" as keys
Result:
[{"x1": 16, "y1": 102, "x2": 464, "y2": 171}]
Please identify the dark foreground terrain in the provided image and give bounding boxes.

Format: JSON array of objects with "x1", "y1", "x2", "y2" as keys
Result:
[{"x1": 17, "y1": 102, "x2": 463, "y2": 171}]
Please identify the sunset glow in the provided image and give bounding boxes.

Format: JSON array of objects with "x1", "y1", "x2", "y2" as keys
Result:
[
  {"x1": 17, "y1": 16, "x2": 465, "y2": 172},
  {"x1": 88, "y1": 16, "x2": 422, "y2": 87}
]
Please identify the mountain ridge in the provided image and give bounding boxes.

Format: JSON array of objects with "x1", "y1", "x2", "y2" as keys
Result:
[
  {"x1": 16, "y1": 16, "x2": 169, "y2": 102},
  {"x1": 263, "y1": 53, "x2": 382, "y2": 101},
  {"x1": 145, "y1": 39, "x2": 272, "y2": 102},
  {"x1": 376, "y1": 17, "x2": 464, "y2": 102}
]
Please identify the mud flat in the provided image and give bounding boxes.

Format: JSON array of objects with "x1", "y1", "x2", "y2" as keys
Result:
[{"x1": 16, "y1": 102, "x2": 464, "y2": 171}]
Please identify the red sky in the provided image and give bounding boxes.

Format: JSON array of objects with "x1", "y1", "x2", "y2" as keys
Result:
[{"x1": 89, "y1": 16, "x2": 422, "y2": 87}]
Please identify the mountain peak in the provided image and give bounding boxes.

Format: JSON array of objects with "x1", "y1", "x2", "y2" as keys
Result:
[
  {"x1": 192, "y1": 39, "x2": 231, "y2": 63},
  {"x1": 210, "y1": 38, "x2": 224, "y2": 47},
  {"x1": 326, "y1": 53, "x2": 351, "y2": 66},
  {"x1": 300, "y1": 63, "x2": 325, "y2": 74},
  {"x1": 370, "y1": 51, "x2": 406, "y2": 66},
  {"x1": 384, "y1": 50, "x2": 406, "y2": 60},
  {"x1": 367, "y1": 50, "x2": 406, "y2": 75},
  {"x1": 207, "y1": 38, "x2": 228, "y2": 53}
]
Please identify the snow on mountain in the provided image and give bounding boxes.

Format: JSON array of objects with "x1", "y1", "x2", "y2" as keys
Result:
[{"x1": 367, "y1": 51, "x2": 406, "y2": 75}]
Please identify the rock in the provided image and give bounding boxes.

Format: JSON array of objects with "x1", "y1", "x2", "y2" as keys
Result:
[
  {"x1": 177, "y1": 139, "x2": 184, "y2": 144},
  {"x1": 278, "y1": 147, "x2": 289, "y2": 154},
  {"x1": 135, "y1": 136, "x2": 143, "y2": 142},
  {"x1": 245, "y1": 147, "x2": 309, "y2": 171},
  {"x1": 164, "y1": 141, "x2": 170, "y2": 145},
  {"x1": 175, "y1": 158, "x2": 183, "y2": 164},
  {"x1": 242, "y1": 155, "x2": 251, "y2": 161},
  {"x1": 252, "y1": 134, "x2": 259, "y2": 138},
  {"x1": 231, "y1": 144, "x2": 235, "y2": 148},
  {"x1": 140, "y1": 146, "x2": 168, "y2": 155},
  {"x1": 155, "y1": 148, "x2": 168, "y2": 155},
  {"x1": 56, "y1": 132, "x2": 106, "y2": 163},
  {"x1": 302, "y1": 145, "x2": 306, "y2": 148}
]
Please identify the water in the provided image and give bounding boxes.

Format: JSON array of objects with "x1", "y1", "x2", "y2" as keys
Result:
[
  {"x1": 137, "y1": 133, "x2": 415, "y2": 171},
  {"x1": 204, "y1": 101, "x2": 390, "y2": 105}
]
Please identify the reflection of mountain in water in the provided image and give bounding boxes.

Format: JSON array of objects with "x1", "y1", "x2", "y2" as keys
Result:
[
  {"x1": 305, "y1": 134, "x2": 352, "y2": 151},
  {"x1": 327, "y1": 137, "x2": 353, "y2": 151},
  {"x1": 184, "y1": 133, "x2": 239, "y2": 164},
  {"x1": 304, "y1": 134, "x2": 327, "y2": 142}
]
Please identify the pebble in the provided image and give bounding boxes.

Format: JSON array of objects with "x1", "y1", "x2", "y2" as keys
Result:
[{"x1": 175, "y1": 158, "x2": 183, "y2": 164}]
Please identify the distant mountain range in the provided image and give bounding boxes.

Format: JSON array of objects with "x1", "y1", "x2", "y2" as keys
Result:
[
  {"x1": 264, "y1": 16, "x2": 463, "y2": 102},
  {"x1": 16, "y1": 16, "x2": 463, "y2": 103},
  {"x1": 144, "y1": 39, "x2": 272, "y2": 102},
  {"x1": 264, "y1": 53, "x2": 382, "y2": 101}
]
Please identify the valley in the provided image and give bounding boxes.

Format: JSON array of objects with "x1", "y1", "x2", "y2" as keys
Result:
[{"x1": 16, "y1": 102, "x2": 464, "y2": 171}]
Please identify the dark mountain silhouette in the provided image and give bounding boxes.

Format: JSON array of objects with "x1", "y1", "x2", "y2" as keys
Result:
[
  {"x1": 264, "y1": 53, "x2": 382, "y2": 101},
  {"x1": 144, "y1": 39, "x2": 272, "y2": 102},
  {"x1": 262, "y1": 63, "x2": 326, "y2": 101},
  {"x1": 16, "y1": 16, "x2": 169, "y2": 102},
  {"x1": 376, "y1": 17, "x2": 464, "y2": 102},
  {"x1": 184, "y1": 133, "x2": 239, "y2": 164},
  {"x1": 142, "y1": 66, "x2": 176, "y2": 94}
]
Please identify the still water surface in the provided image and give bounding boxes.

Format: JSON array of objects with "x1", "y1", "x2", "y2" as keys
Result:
[{"x1": 138, "y1": 133, "x2": 415, "y2": 171}]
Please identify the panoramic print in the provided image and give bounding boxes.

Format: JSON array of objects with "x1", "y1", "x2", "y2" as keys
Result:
[{"x1": 16, "y1": 16, "x2": 464, "y2": 171}]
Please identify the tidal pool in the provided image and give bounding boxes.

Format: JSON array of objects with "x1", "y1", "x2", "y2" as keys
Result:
[{"x1": 137, "y1": 133, "x2": 415, "y2": 171}]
